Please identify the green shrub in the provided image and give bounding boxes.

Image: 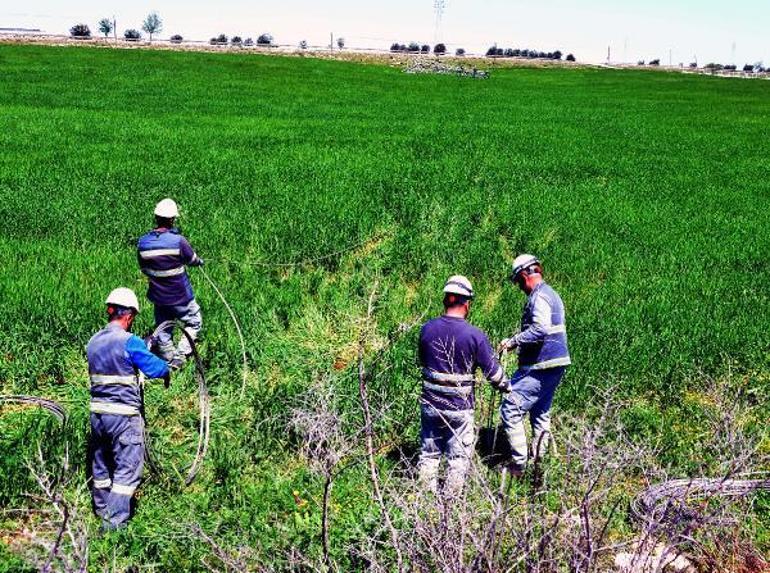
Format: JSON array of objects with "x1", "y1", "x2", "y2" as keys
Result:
[{"x1": 69, "y1": 24, "x2": 90, "y2": 38}]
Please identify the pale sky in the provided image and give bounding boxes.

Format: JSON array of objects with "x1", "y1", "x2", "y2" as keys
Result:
[{"x1": 2, "y1": 1, "x2": 768, "y2": 65}]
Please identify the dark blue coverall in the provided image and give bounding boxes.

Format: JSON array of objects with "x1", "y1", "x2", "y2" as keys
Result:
[{"x1": 86, "y1": 322, "x2": 169, "y2": 528}]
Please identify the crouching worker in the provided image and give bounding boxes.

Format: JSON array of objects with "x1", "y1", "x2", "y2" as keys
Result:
[
  {"x1": 498, "y1": 255, "x2": 571, "y2": 476},
  {"x1": 417, "y1": 275, "x2": 510, "y2": 496},
  {"x1": 137, "y1": 198, "x2": 204, "y2": 370},
  {"x1": 87, "y1": 288, "x2": 170, "y2": 530}
]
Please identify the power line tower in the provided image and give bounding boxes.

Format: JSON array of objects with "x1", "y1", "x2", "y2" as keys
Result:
[{"x1": 434, "y1": 0, "x2": 446, "y2": 44}]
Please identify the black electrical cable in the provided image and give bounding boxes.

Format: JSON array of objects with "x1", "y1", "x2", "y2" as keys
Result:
[{"x1": 0, "y1": 395, "x2": 67, "y2": 424}]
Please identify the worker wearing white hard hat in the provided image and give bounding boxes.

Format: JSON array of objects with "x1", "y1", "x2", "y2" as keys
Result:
[
  {"x1": 498, "y1": 255, "x2": 571, "y2": 476},
  {"x1": 153, "y1": 198, "x2": 180, "y2": 219},
  {"x1": 416, "y1": 274, "x2": 510, "y2": 495},
  {"x1": 137, "y1": 199, "x2": 204, "y2": 370},
  {"x1": 105, "y1": 287, "x2": 140, "y2": 313},
  {"x1": 87, "y1": 288, "x2": 171, "y2": 530}
]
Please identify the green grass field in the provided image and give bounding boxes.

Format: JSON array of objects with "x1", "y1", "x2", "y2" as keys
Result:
[{"x1": 0, "y1": 45, "x2": 768, "y2": 570}]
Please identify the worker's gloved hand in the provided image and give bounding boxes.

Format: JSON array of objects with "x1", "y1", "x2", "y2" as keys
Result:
[
  {"x1": 491, "y1": 378, "x2": 511, "y2": 393},
  {"x1": 497, "y1": 337, "x2": 518, "y2": 354},
  {"x1": 197, "y1": 258, "x2": 204, "y2": 267},
  {"x1": 163, "y1": 372, "x2": 171, "y2": 389}
]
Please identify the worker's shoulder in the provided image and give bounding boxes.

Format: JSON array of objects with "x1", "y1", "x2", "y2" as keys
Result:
[
  {"x1": 124, "y1": 334, "x2": 148, "y2": 352},
  {"x1": 421, "y1": 316, "x2": 485, "y2": 338},
  {"x1": 464, "y1": 321, "x2": 491, "y2": 342},
  {"x1": 87, "y1": 325, "x2": 131, "y2": 349},
  {"x1": 537, "y1": 282, "x2": 564, "y2": 303},
  {"x1": 137, "y1": 229, "x2": 184, "y2": 247},
  {"x1": 85, "y1": 329, "x2": 102, "y2": 349}
]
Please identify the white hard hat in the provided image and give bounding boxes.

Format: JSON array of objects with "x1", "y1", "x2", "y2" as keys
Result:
[
  {"x1": 443, "y1": 275, "x2": 474, "y2": 299},
  {"x1": 511, "y1": 254, "x2": 541, "y2": 279},
  {"x1": 154, "y1": 198, "x2": 179, "y2": 218},
  {"x1": 105, "y1": 287, "x2": 140, "y2": 312}
]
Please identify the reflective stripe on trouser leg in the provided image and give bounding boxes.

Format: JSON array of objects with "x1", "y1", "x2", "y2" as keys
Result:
[
  {"x1": 528, "y1": 367, "x2": 564, "y2": 460},
  {"x1": 444, "y1": 411, "x2": 475, "y2": 496},
  {"x1": 154, "y1": 305, "x2": 177, "y2": 361},
  {"x1": 176, "y1": 300, "x2": 202, "y2": 357},
  {"x1": 530, "y1": 410, "x2": 552, "y2": 460},
  {"x1": 418, "y1": 404, "x2": 443, "y2": 494},
  {"x1": 105, "y1": 416, "x2": 145, "y2": 528},
  {"x1": 157, "y1": 340, "x2": 176, "y2": 362},
  {"x1": 90, "y1": 413, "x2": 111, "y2": 518},
  {"x1": 500, "y1": 393, "x2": 528, "y2": 470}
]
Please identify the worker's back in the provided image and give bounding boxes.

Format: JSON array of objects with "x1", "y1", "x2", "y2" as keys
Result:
[
  {"x1": 137, "y1": 228, "x2": 195, "y2": 306},
  {"x1": 86, "y1": 323, "x2": 141, "y2": 415},
  {"x1": 418, "y1": 316, "x2": 499, "y2": 411}
]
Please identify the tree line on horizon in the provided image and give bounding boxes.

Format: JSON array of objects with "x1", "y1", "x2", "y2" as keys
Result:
[
  {"x1": 68, "y1": 12, "x2": 275, "y2": 46},
  {"x1": 68, "y1": 13, "x2": 764, "y2": 70},
  {"x1": 485, "y1": 44, "x2": 574, "y2": 61}
]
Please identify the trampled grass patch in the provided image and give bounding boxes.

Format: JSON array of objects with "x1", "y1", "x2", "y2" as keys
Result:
[{"x1": 0, "y1": 45, "x2": 768, "y2": 568}]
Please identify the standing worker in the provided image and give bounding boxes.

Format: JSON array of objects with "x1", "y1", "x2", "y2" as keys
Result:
[
  {"x1": 137, "y1": 198, "x2": 204, "y2": 370},
  {"x1": 498, "y1": 254, "x2": 571, "y2": 476},
  {"x1": 87, "y1": 288, "x2": 170, "y2": 530},
  {"x1": 418, "y1": 275, "x2": 510, "y2": 495}
]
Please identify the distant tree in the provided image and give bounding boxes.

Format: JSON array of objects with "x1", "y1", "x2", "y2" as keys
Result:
[
  {"x1": 566, "y1": 53, "x2": 575, "y2": 62},
  {"x1": 503, "y1": 48, "x2": 514, "y2": 57},
  {"x1": 337, "y1": 37, "x2": 345, "y2": 50},
  {"x1": 257, "y1": 33, "x2": 273, "y2": 45},
  {"x1": 124, "y1": 29, "x2": 141, "y2": 41},
  {"x1": 170, "y1": 34, "x2": 183, "y2": 44},
  {"x1": 649, "y1": 58, "x2": 660, "y2": 66},
  {"x1": 455, "y1": 47, "x2": 465, "y2": 56},
  {"x1": 688, "y1": 62, "x2": 697, "y2": 68},
  {"x1": 421, "y1": 44, "x2": 430, "y2": 53},
  {"x1": 231, "y1": 36, "x2": 242, "y2": 45},
  {"x1": 512, "y1": 48, "x2": 521, "y2": 57},
  {"x1": 142, "y1": 12, "x2": 162, "y2": 41},
  {"x1": 97, "y1": 18, "x2": 113, "y2": 38},
  {"x1": 407, "y1": 42, "x2": 420, "y2": 52},
  {"x1": 743, "y1": 63, "x2": 754, "y2": 72},
  {"x1": 299, "y1": 40, "x2": 308, "y2": 49},
  {"x1": 433, "y1": 43, "x2": 446, "y2": 54},
  {"x1": 723, "y1": 64, "x2": 736, "y2": 71},
  {"x1": 390, "y1": 42, "x2": 401, "y2": 52},
  {"x1": 69, "y1": 24, "x2": 91, "y2": 38},
  {"x1": 637, "y1": 60, "x2": 645, "y2": 65},
  {"x1": 520, "y1": 49, "x2": 530, "y2": 58},
  {"x1": 216, "y1": 33, "x2": 228, "y2": 45},
  {"x1": 552, "y1": 50, "x2": 562, "y2": 60},
  {"x1": 486, "y1": 44, "x2": 498, "y2": 57},
  {"x1": 244, "y1": 37, "x2": 254, "y2": 47}
]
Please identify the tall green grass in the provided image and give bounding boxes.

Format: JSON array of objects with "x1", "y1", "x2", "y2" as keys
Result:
[{"x1": 0, "y1": 45, "x2": 768, "y2": 568}]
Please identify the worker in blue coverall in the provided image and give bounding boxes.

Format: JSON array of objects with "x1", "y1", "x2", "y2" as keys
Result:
[
  {"x1": 137, "y1": 198, "x2": 204, "y2": 370},
  {"x1": 497, "y1": 254, "x2": 571, "y2": 476},
  {"x1": 418, "y1": 275, "x2": 511, "y2": 495},
  {"x1": 87, "y1": 287, "x2": 170, "y2": 530}
]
